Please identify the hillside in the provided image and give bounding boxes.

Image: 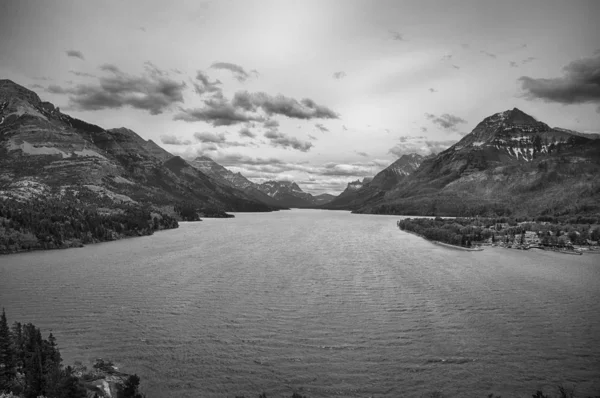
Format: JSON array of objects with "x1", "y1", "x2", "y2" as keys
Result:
[
  {"x1": 354, "y1": 108, "x2": 600, "y2": 218},
  {"x1": 323, "y1": 154, "x2": 425, "y2": 210},
  {"x1": 0, "y1": 79, "x2": 276, "y2": 216}
]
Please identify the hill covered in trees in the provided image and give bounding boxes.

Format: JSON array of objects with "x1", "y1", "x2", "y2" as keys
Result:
[{"x1": 0, "y1": 310, "x2": 144, "y2": 398}]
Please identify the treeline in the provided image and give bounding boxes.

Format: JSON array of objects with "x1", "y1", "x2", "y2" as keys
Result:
[
  {"x1": 0, "y1": 309, "x2": 144, "y2": 398},
  {"x1": 398, "y1": 217, "x2": 600, "y2": 248},
  {"x1": 0, "y1": 198, "x2": 178, "y2": 254}
]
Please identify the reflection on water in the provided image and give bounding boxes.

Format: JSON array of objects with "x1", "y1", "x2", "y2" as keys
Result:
[{"x1": 1, "y1": 209, "x2": 599, "y2": 397}]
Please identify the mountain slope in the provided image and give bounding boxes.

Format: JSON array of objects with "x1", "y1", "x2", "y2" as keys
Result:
[
  {"x1": 0, "y1": 79, "x2": 274, "y2": 215},
  {"x1": 355, "y1": 108, "x2": 600, "y2": 217},
  {"x1": 256, "y1": 181, "x2": 317, "y2": 207},
  {"x1": 187, "y1": 156, "x2": 285, "y2": 207},
  {"x1": 324, "y1": 154, "x2": 425, "y2": 210}
]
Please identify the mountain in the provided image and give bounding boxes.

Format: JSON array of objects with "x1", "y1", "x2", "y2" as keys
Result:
[
  {"x1": 313, "y1": 193, "x2": 336, "y2": 205},
  {"x1": 0, "y1": 79, "x2": 276, "y2": 216},
  {"x1": 255, "y1": 180, "x2": 316, "y2": 207},
  {"x1": 353, "y1": 108, "x2": 600, "y2": 217},
  {"x1": 187, "y1": 156, "x2": 285, "y2": 207},
  {"x1": 323, "y1": 154, "x2": 426, "y2": 210}
]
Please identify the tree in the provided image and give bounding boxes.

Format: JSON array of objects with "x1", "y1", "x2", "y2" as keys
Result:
[
  {"x1": 120, "y1": 374, "x2": 145, "y2": 398},
  {"x1": 0, "y1": 309, "x2": 16, "y2": 391}
]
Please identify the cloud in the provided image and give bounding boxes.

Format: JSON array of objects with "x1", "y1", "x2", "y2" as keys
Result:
[
  {"x1": 175, "y1": 95, "x2": 263, "y2": 126},
  {"x1": 238, "y1": 126, "x2": 256, "y2": 138},
  {"x1": 232, "y1": 91, "x2": 338, "y2": 120},
  {"x1": 389, "y1": 137, "x2": 457, "y2": 157},
  {"x1": 49, "y1": 64, "x2": 187, "y2": 115},
  {"x1": 441, "y1": 54, "x2": 452, "y2": 61},
  {"x1": 194, "y1": 131, "x2": 227, "y2": 144},
  {"x1": 264, "y1": 130, "x2": 313, "y2": 152},
  {"x1": 308, "y1": 134, "x2": 318, "y2": 140},
  {"x1": 193, "y1": 71, "x2": 222, "y2": 95},
  {"x1": 509, "y1": 61, "x2": 518, "y2": 68},
  {"x1": 389, "y1": 30, "x2": 404, "y2": 41},
  {"x1": 452, "y1": 65, "x2": 460, "y2": 69},
  {"x1": 429, "y1": 88, "x2": 437, "y2": 93},
  {"x1": 398, "y1": 135, "x2": 426, "y2": 142},
  {"x1": 521, "y1": 57, "x2": 536, "y2": 65},
  {"x1": 420, "y1": 127, "x2": 428, "y2": 133},
  {"x1": 193, "y1": 131, "x2": 249, "y2": 148},
  {"x1": 315, "y1": 123, "x2": 329, "y2": 133},
  {"x1": 460, "y1": 43, "x2": 470, "y2": 49},
  {"x1": 321, "y1": 162, "x2": 379, "y2": 177},
  {"x1": 161, "y1": 135, "x2": 191, "y2": 145},
  {"x1": 332, "y1": 71, "x2": 346, "y2": 79},
  {"x1": 519, "y1": 53, "x2": 600, "y2": 112},
  {"x1": 480, "y1": 50, "x2": 497, "y2": 59},
  {"x1": 29, "y1": 84, "x2": 44, "y2": 89},
  {"x1": 425, "y1": 113, "x2": 467, "y2": 131},
  {"x1": 33, "y1": 76, "x2": 52, "y2": 81},
  {"x1": 69, "y1": 70, "x2": 96, "y2": 78},
  {"x1": 66, "y1": 50, "x2": 85, "y2": 60},
  {"x1": 210, "y1": 153, "x2": 285, "y2": 167},
  {"x1": 263, "y1": 119, "x2": 280, "y2": 129},
  {"x1": 355, "y1": 151, "x2": 369, "y2": 157},
  {"x1": 99, "y1": 64, "x2": 121, "y2": 73},
  {"x1": 210, "y1": 62, "x2": 253, "y2": 82}
]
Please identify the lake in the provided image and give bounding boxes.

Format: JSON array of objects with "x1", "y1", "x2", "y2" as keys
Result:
[{"x1": 1, "y1": 209, "x2": 599, "y2": 397}]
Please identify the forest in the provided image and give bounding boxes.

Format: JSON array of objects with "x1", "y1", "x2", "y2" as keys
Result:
[
  {"x1": 0, "y1": 309, "x2": 144, "y2": 398},
  {"x1": 0, "y1": 198, "x2": 179, "y2": 254},
  {"x1": 397, "y1": 217, "x2": 600, "y2": 248}
]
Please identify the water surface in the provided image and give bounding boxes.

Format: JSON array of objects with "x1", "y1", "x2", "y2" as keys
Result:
[{"x1": 1, "y1": 209, "x2": 599, "y2": 397}]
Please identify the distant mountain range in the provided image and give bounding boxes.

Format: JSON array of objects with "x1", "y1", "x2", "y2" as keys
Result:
[
  {"x1": 2, "y1": 79, "x2": 598, "y2": 220},
  {"x1": 334, "y1": 108, "x2": 600, "y2": 217}
]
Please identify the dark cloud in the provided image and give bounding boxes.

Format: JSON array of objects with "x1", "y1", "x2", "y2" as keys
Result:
[
  {"x1": 509, "y1": 61, "x2": 518, "y2": 68},
  {"x1": 66, "y1": 50, "x2": 85, "y2": 60},
  {"x1": 519, "y1": 53, "x2": 600, "y2": 112},
  {"x1": 175, "y1": 95, "x2": 263, "y2": 126},
  {"x1": 308, "y1": 134, "x2": 318, "y2": 140},
  {"x1": 425, "y1": 113, "x2": 467, "y2": 131},
  {"x1": 389, "y1": 30, "x2": 404, "y2": 41},
  {"x1": 332, "y1": 71, "x2": 346, "y2": 79},
  {"x1": 232, "y1": 91, "x2": 338, "y2": 120},
  {"x1": 194, "y1": 132, "x2": 227, "y2": 144},
  {"x1": 99, "y1": 64, "x2": 121, "y2": 74},
  {"x1": 480, "y1": 50, "x2": 497, "y2": 59},
  {"x1": 238, "y1": 126, "x2": 256, "y2": 138},
  {"x1": 69, "y1": 70, "x2": 96, "y2": 78},
  {"x1": 264, "y1": 130, "x2": 313, "y2": 152},
  {"x1": 420, "y1": 127, "x2": 428, "y2": 133},
  {"x1": 355, "y1": 151, "x2": 368, "y2": 157},
  {"x1": 429, "y1": 88, "x2": 437, "y2": 93},
  {"x1": 193, "y1": 71, "x2": 222, "y2": 95},
  {"x1": 172, "y1": 68, "x2": 183, "y2": 75},
  {"x1": 263, "y1": 119, "x2": 280, "y2": 129},
  {"x1": 51, "y1": 64, "x2": 187, "y2": 115},
  {"x1": 315, "y1": 123, "x2": 329, "y2": 133},
  {"x1": 161, "y1": 135, "x2": 191, "y2": 145},
  {"x1": 210, "y1": 62, "x2": 253, "y2": 82}
]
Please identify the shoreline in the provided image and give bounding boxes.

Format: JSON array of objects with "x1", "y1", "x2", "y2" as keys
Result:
[{"x1": 401, "y1": 229, "x2": 484, "y2": 251}]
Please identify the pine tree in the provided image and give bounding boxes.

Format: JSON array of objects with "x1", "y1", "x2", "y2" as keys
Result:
[{"x1": 0, "y1": 308, "x2": 16, "y2": 392}]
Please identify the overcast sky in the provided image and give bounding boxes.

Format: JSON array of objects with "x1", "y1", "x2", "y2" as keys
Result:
[{"x1": 1, "y1": 0, "x2": 599, "y2": 194}]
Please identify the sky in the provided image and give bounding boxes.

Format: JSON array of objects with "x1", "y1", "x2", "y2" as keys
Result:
[{"x1": 1, "y1": 0, "x2": 599, "y2": 194}]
